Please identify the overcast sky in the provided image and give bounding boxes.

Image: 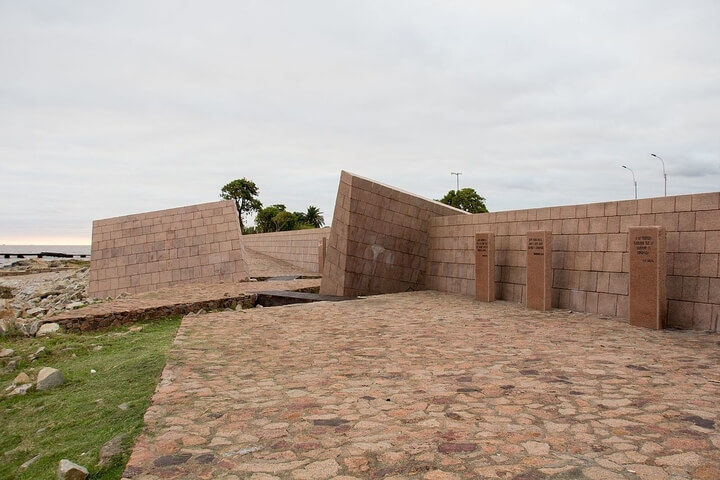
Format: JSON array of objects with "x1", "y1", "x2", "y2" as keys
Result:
[{"x1": 2, "y1": 1, "x2": 719, "y2": 244}]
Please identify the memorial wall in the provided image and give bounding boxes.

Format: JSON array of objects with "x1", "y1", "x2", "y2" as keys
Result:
[
  {"x1": 427, "y1": 193, "x2": 720, "y2": 331},
  {"x1": 241, "y1": 228, "x2": 330, "y2": 273},
  {"x1": 89, "y1": 200, "x2": 248, "y2": 299}
]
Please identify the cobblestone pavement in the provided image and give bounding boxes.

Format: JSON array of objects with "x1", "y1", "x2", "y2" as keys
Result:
[{"x1": 124, "y1": 291, "x2": 720, "y2": 480}]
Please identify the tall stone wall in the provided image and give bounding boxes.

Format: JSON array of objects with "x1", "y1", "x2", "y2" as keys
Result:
[
  {"x1": 89, "y1": 200, "x2": 248, "y2": 299},
  {"x1": 241, "y1": 228, "x2": 331, "y2": 273},
  {"x1": 427, "y1": 193, "x2": 720, "y2": 331},
  {"x1": 320, "y1": 171, "x2": 466, "y2": 297}
]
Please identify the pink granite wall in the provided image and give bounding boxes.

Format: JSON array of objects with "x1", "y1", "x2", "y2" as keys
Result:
[
  {"x1": 320, "y1": 171, "x2": 466, "y2": 296},
  {"x1": 241, "y1": 228, "x2": 331, "y2": 273},
  {"x1": 427, "y1": 192, "x2": 720, "y2": 332},
  {"x1": 89, "y1": 200, "x2": 248, "y2": 298}
]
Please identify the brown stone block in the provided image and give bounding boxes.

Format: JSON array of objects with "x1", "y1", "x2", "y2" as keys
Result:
[
  {"x1": 575, "y1": 251, "x2": 592, "y2": 270},
  {"x1": 696, "y1": 210, "x2": 720, "y2": 231},
  {"x1": 607, "y1": 234, "x2": 627, "y2": 252},
  {"x1": 691, "y1": 192, "x2": 719, "y2": 211},
  {"x1": 578, "y1": 235, "x2": 596, "y2": 251},
  {"x1": 602, "y1": 252, "x2": 623, "y2": 272},
  {"x1": 674, "y1": 194, "x2": 692, "y2": 212},
  {"x1": 667, "y1": 275, "x2": 683, "y2": 299},
  {"x1": 475, "y1": 233, "x2": 495, "y2": 302},
  {"x1": 587, "y1": 202, "x2": 605, "y2": 217},
  {"x1": 607, "y1": 216, "x2": 620, "y2": 234},
  {"x1": 608, "y1": 272, "x2": 628, "y2": 295},
  {"x1": 667, "y1": 232, "x2": 679, "y2": 252},
  {"x1": 617, "y1": 200, "x2": 638, "y2": 216},
  {"x1": 651, "y1": 197, "x2": 675, "y2": 213},
  {"x1": 699, "y1": 254, "x2": 719, "y2": 277},
  {"x1": 682, "y1": 277, "x2": 709, "y2": 302},
  {"x1": 526, "y1": 231, "x2": 552, "y2": 311},
  {"x1": 597, "y1": 272, "x2": 610, "y2": 292},
  {"x1": 591, "y1": 252, "x2": 604, "y2": 271},
  {"x1": 595, "y1": 234, "x2": 608, "y2": 251},
  {"x1": 585, "y1": 292, "x2": 599, "y2": 313},
  {"x1": 710, "y1": 278, "x2": 720, "y2": 304},
  {"x1": 673, "y1": 253, "x2": 700, "y2": 276},
  {"x1": 628, "y1": 226, "x2": 667, "y2": 329},
  {"x1": 678, "y1": 212, "x2": 696, "y2": 231},
  {"x1": 654, "y1": 213, "x2": 679, "y2": 232},
  {"x1": 667, "y1": 300, "x2": 694, "y2": 329},
  {"x1": 589, "y1": 217, "x2": 608, "y2": 234},
  {"x1": 597, "y1": 293, "x2": 617, "y2": 316},
  {"x1": 678, "y1": 232, "x2": 705, "y2": 253},
  {"x1": 569, "y1": 290, "x2": 586, "y2": 311}
]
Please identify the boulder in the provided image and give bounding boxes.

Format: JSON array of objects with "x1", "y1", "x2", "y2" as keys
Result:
[
  {"x1": 98, "y1": 433, "x2": 126, "y2": 467},
  {"x1": 0, "y1": 348, "x2": 14, "y2": 358},
  {"x1": 65, "y1": 302, "x2": 85, "y2": 310},
  {"x1": 36, "y1": 323, "x2": 61, "y2": 337},
  {"x1": 36, "y1": 367, "x2": 64, "y2": 391},
  {"x1": 19, "y1": 320, "x2": 40, "y2": 337},
  {"x1": 58, "y1": 459, "x2": 88, "y2": 480},
  {"x1": 14, "y1": 372, "x2": 32, "y2": 384}
]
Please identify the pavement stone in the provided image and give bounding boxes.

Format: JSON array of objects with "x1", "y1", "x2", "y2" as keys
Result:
[{"x1": 124, "y1": 291, "x2": 720, "y2": 479}]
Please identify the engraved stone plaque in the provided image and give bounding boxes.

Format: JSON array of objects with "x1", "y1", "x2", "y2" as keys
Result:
[
  {"x1": 628, "y1": 226, "x2": 667, "y2": 329},
  {"x1": 475, "y1": 232, "x2": 495, "y2": 302},
  {"x1": 526, "y1": 230, "x2": 552, "y2": 311}
]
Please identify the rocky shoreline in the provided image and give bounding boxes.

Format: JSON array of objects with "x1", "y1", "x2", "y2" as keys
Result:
[{"x1": 0, "y1": 259, "x2": 96, "y2": 336}]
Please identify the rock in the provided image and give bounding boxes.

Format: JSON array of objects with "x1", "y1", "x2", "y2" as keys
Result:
[
  {"x1": 26, "y1": 307, "x2": 46, "y2": 317},
  {"x1": 14, "y1": 372, "x2": 31, "y2": 384},
  {"x1": 29, "y1": 346, "x2": 46, "y2": 361},
  {"x1": 36, "y1": 323, "x2": 61, "y2": 337},
  {"x1": 0, "y1": 348, "x2": 14, "y2": 358},
  {"x1": 98, "y1": 434, "x2": 126, "y2": 467},
  {"x1": 8, "y1": 383, "x2": 33, "y2": 396},
  {"x1": 36, "y1": 367, "x2": 64, "y2": 391},
  {"x1": 3, "y1": 359, "x2": 18, "y2": 373},
  {"x1": 0, "y1": 308, "x2": 14, "y2": 322},
  {"x1": 118, "y1": 403, "x2": 129, "y2": 411},
  {"x1": 65, "y1": 301, "x2": 86, "y2": 310},
  {"x1": 0, "y1": 318, "x2": 14, "y2": 334},
  {"x1": 19, "y1": 320, "x2": 40, "y2": 336},
  {"x1": 20, "y1": 454, "x2": 42, "y2": 470},
  {"x1": 58, "y1": 459, "x2": 89, "y2": 480},
  {"x1": 129, "y1": 326, "x2": 142, "y2": 332}
]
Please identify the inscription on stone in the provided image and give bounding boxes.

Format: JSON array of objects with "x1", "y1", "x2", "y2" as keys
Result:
[
  {"x1": 526, "y1": 231, "x2": 552, "y2": 311},
  {"x1": 475, "y1": 233, "x2": 495, "y2": 302},
  {"x1": 628, "y1": 226, "x2": 666, "y2": 330}
]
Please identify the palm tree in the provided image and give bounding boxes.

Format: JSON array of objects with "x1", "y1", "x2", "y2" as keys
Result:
[{"x1": 304, "y1": 206, "x2": 325, "y2": 228}]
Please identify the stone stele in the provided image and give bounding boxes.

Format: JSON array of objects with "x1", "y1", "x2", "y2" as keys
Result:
[
  {"x1": 526, "y1": 230, "x2": 553, "y2": 311},
  {"x1": 628, "y1": 226, "x2": 667, "y2": 329},
  {"x1": 474, "y1": 232, "x2": 495, "y2": 302}
]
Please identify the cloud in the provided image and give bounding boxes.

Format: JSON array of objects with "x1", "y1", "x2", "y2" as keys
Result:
[{"x1": 1, "y1": 1, "x2": 719, "y2": 243}]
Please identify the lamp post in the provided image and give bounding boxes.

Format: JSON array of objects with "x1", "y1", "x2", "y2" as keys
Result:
[
  {"x1": 622, "y1": 165, "x2": 638, "y2": 200},
  {"x1": 451, "y1": 172, "x2": 462, "y2": 192},
  {"x1": 650, "y1": 154, "x2": 667, "y2": 196}
]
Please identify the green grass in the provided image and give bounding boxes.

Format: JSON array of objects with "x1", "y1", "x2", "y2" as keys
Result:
[{"x1": 0, "y1": 316, "x2": 181, "y2": 479}]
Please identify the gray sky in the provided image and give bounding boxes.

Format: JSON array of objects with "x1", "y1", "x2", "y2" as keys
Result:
[{"x1": 2, "y1": 1, "x2": 719, "y2": 244}]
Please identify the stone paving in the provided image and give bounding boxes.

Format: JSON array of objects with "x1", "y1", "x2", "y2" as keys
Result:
[{"x1": 123, "y1": 291, "x2": 720, "y2": 480}]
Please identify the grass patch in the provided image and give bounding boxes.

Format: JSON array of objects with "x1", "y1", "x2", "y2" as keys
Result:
[{"x1": 0, "y1": 316, "x2": 181, "y2": 479}]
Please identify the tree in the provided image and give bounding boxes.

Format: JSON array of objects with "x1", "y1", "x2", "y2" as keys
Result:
[
  {"x1": 220, "y1": 178, "x2": 262, "y2": 231},
  {"x1": 439, "y1": 188, "x2": 488, "y2": 213},
  {"x1": 303, "y1": 206, "x2": 325, "y2": 228},
  {"x1": 255, "y1": 204, "x2": 299, "y2": 233}
]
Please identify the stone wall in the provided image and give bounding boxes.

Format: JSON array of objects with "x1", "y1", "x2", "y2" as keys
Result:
[
  {"x1": 241, "y1": 228, "x2": 331, "y2": 273},
  {"x1": 427, "y1": 193, "x2": 720, "y2": 331},
  {"x1": 320, "y1": 171, "x2": 465, "y2": 296},
  {"x1": 89, "y1": 200, "x2": 248, "y2": 298}
]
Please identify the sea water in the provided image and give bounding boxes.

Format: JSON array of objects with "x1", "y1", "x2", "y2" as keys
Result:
[{"x1": 0, "y1": 245, "x2": 91, "y2": 268}]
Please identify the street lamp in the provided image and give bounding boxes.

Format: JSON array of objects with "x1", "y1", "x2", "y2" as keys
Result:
[
  {"x1": 451, "y1": 172, "x2": 462, "y2": 192},
  {"x1": 650, "y1": 154, "x2": 667, "y2": 196},
  {"x1": 622, "y1": 165, "x2": 637, "y2": 200}
]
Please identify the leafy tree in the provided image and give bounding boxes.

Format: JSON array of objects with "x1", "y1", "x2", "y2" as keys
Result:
[
  {"x1": 303, "y1": 205, "x2": 325, "y2": 228},
  {"x1": 220, "y1": 178, "x2": 262, "y2": 231},
  {"x1": 255, "y1": 204, "x2": 299, "y2": 232},
  {"x1": 439, "y1": 188, "x2": 489, "y2": 213}
]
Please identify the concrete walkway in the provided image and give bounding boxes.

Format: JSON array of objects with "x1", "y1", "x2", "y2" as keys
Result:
[{"x1": 123, "y1": 291, "x2": 720, "y2": 479}]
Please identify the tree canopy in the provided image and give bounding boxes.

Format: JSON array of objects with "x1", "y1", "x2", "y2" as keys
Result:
[
  {"x1": 439, "y1": 188, "x2": 488, "y2": 213},
  {"x1": 220, "y1": 178, "x2": 262, "y2": 230}
]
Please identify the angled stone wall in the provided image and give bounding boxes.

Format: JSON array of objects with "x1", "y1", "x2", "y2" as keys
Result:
[
  {"x1": 427, "y1": 192, "x2": 720, "y2": 332},
  {"x1": 89, "y1": 200, "x2": 248, "y2": 299},
  {"x1": 241, "y1": 228, "x2": 331, "y2": 273},
  {"x1": 320, "y1": 171, "x2": 466, "y2": 296}
]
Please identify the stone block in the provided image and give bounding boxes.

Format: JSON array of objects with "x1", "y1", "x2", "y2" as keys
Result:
[
  {"x1": 526, "y1": 231, "x2": 552, "y2": 311},
  {"x1": 628, "y1": 226, "x2": 667, "y2": 329},
  {"x1": 474, "y1": 233, "x2": 495, "y2": 302}
]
